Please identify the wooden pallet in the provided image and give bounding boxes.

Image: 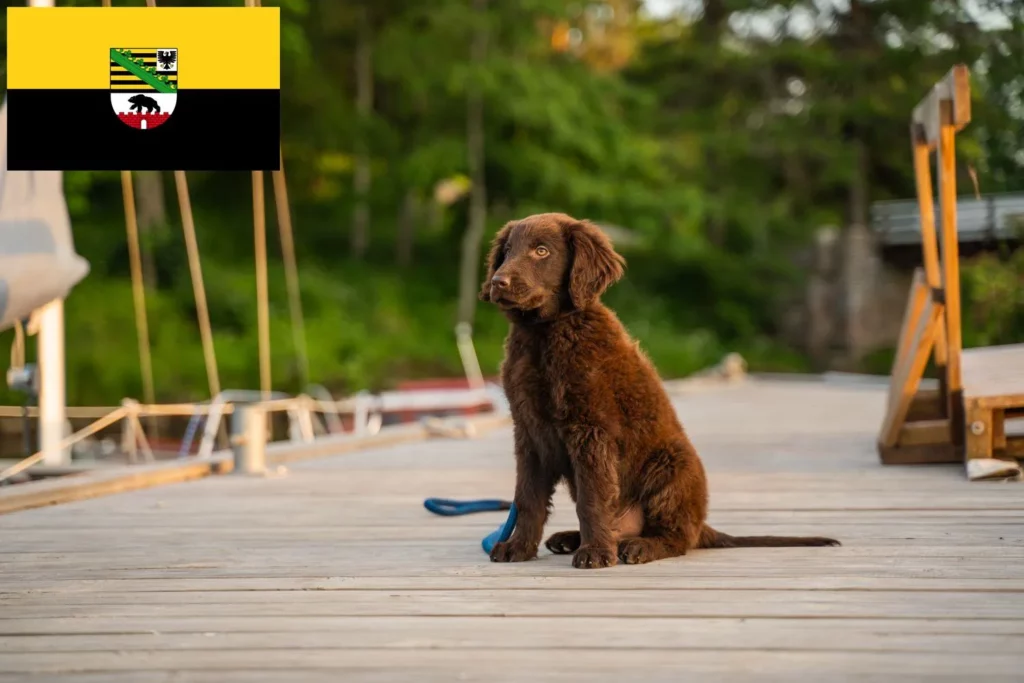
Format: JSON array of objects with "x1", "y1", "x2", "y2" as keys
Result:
[{"x1": 962, "y1": 344, "x2": 1024, "y2": 461}]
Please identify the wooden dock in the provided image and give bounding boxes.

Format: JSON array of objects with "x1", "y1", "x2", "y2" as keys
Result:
[{"x1": 2, "y1": 378, "x2": 1023, "y2": 681}]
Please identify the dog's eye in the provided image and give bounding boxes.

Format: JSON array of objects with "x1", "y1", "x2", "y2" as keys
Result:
[{"x1": 535, "y1": 246, "x2": 549, "y2": 257}]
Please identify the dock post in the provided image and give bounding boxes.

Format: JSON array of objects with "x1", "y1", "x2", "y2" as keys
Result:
[{"x1": 231, "y1": 405, "x2": 267, "y2": 475}]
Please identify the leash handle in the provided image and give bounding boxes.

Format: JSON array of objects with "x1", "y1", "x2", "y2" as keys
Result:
[
  {"x1": 422, "y1": 497, "x2": 517, "y2": 554},
  {"x1": 423, "y1": 497, "x2": 511, "y2": 516},
  {"x1": 481, "y1": 503, "x2": 517, "y2": 554}
]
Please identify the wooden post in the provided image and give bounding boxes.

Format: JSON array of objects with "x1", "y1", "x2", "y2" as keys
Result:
[
  {"x1": 252, "y1": 170, "x2": 272, "y2": 401},
  {"x1": 271, "y1": 152, "x2": 310, "y2": 389},
  {"x1": 231, "y1": 405, "x2": 267, "y2": 476},
  {"x1": 173, "y1": 171, "x2": 221, "y2": 400},
  {"x1": 937, "y1": 100, "x2": 964, "y2": 450},
  {"x1": 120, "y1": 172, "x2": 157, "y2": 418},
  {"x1": 910, "y1": 135, "x2": 948, "y2": 373},
  {"x1": 964, "y1": 399, "x2": 992, "y2": 461}
]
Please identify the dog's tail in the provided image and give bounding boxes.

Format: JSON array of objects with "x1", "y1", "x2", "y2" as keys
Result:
[{"x1": 699, "y1": 524, "x2": 840, "y2": 548}]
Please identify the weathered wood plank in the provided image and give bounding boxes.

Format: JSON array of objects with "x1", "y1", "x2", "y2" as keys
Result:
[
  {"x1": 880, "y1": 289, "x2": 944, "y2": 447},
  {"x1": 12, "y1": 673, "x2": 1004, "y2": 683},
  {"x1": 912, "y1": 64, "x2": 971, "y2": 148},
  {"x1": 10, "y1": 672, "x2": 1000, "y2": 683},
  {"x1": 3, "y1": 589, "x2": 1023, "y2": 620},
  {"x1": 6, "y1": 575, "x2": 1024, "y2": 594},
  {"x1": 0, "y1": 618, "x2": 1021, "y2": 653},
  {"x1": 962, "y1": 344, "x2": 1024, "y2": 408},
  {"x1": 0, "y1": 649, "x2": 1022, "y2": 678},
  {"x1": 0, "y1": 523, "x2": 1018, "y2": 551},
  {"x1": 898, "y1": 419, "x2": 950, "y2": 446}
]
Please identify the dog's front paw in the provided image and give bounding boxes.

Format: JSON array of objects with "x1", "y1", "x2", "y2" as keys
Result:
[
  {"x1": 572, "y1": 545, "x2": 617, "y2": 569},
  {"x1": 490, "y1": 539, "x2": 538, "y2": 563}
]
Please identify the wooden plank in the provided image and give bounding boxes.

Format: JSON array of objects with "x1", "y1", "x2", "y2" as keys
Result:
[
  {"x1": 949, "y1": 64, "x2": 972, "y2": 132},
  {"x1": 14, "y1": 672, "x2": 1005, "y2": 683},
  {"x1": 4, "y1": 589, "x2": 1024, "y2": 619},
  {"x1": 882, "y1": 271, "x2": 928, "y2": 435},
  {"x1": 937, "y1": 108, "x2": 967, "y2": 454},
  {"x1": 912, "y1": 64, "x2": 971, "y2": 148},
  {"x1": 1, "y1": 522, "x2": 1018, "y2": 550},
  {"x1": 994, "y1": 409, "x2": 1007, "y2": 450},
  {"x1": 906, "y1": 387, "x2": 945, "y2": 421},
  {"x1": 878, "y1": 441, "x2": 959, "y2": 465},
  {"x1": 9, "y1": 671, "x2": 1000, "y2": 683},
  {"x1": 879, "y1": 294, "x2": 944, "y2": 447},
  {"x1": 938, "y1": 117, "x2": 962, "y2": 396},
  {"x1": 0, "y1": 457, "x2": 230, "y2": 516},
  {"x1": 888, "y1": 269, "x2": 927, "y2": 383},
  {"x1": 897, "y1": 419, "x2": 950, "y2": 447},
  {"x1": 965, "y1": 399, "x2": 994, "y2": 460},
  {"x1": 911, "y1": 144, "x2": 948, "y2": 368},
  {"x1": 961, "y1": 344, "x2": 1024, "y2": 408},
  {"x1": 7, "y1": 575, "x2": 1024, "y2": 594},
  {"x1": 0, "y1": 649, "x2": 1021, "y2": 678},
  {"x1": 0, "y1": 617, "x2": 1021, "y2": 652}
]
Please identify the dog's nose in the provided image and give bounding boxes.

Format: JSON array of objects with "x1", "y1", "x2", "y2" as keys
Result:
[{"x1": 491, "y1": 274, "x2": 510, "y2": 289}]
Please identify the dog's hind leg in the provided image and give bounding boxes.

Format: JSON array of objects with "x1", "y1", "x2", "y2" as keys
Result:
[
  {"x1": 618, "y1": 455, "x2": 706, "y2": 565},
  {"x1": 545, "y1": 530, "x2": 580, "y2": 554},
  {"x1": 617, "y1": 528, "x2": 691, "y2": 565}
]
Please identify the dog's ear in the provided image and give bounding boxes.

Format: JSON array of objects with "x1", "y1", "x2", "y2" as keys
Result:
[
  {"x1": 565, "y1": 219, "x2": 625, "y2": 308},
  {"x1": 479, "y1": 222, "x2": 513, "y2": 302}
]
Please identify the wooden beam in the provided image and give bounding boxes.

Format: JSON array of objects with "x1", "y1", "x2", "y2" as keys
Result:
[
  {"x1": 906, "y1": 388, "x2": 945, "y2": 421},
  {"x1": 911, "y1": 65, "x2": 971, "y2": 149},
  {"x1": 880, "y1": 293, "x2": 944, "y2": 448},
  {"x1": 910, "y1": 144, "x2": 947, "y2": 368},
  {"x1": 938, "y1": 99, "x2": 965, "y2": 449},
  {"x1": 877, "y1": 440, "x2": 958, "y2": 465},
  {"x1": 884, "y1": 271, "x2": 928, "y2": 430},
  {"x1": 889, "y1": 269, "x2": 927, "y2": 379},
  {"x1": 964, "y1": 399, "x2": 994, "y2": 461},
  {"x1": 898, "y1": 419, "x2": 950, "y2": 447},
  {"x1": 0, "y1": 457, "x2": 230, "y2": 515}
]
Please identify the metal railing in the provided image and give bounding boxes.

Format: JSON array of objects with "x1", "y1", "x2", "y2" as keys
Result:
[
  {"x1": 0, "y1": 383, "x2": 507, "y2": 484},
  {"x1": 872, "y1": 192, "x2": 1024, "y2": 246}
]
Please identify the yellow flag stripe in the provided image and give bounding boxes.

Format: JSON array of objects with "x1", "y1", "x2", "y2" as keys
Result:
[
  {"x1": 110, "y1": 76, "x2": 178, "y2": 82},
  {"x1": 8, "y1": 7, "x2": 279, "y2": 90}
]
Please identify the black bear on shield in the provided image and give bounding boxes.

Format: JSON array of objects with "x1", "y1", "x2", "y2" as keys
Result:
[{"x1": 127, "y1": 94, "x2": 161, "y2": 114}]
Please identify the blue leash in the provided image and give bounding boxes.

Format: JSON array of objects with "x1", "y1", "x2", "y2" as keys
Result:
[{"x1": 423, "y1": 497, "x2": 518, "y2": 554}]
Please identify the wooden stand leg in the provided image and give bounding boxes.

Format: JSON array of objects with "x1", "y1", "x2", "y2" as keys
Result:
[
  {"x1": 993, "y1": 410, "x2": 1006, "y2": 452},
  {"x1": 964, "y1": 400, "x2": 993, "y2": 461}
]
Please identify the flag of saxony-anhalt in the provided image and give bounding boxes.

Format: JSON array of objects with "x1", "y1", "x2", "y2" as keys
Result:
[
  {"x1": 6, "y1": 7, "x2": 280, "y2": 171},
  {"x1": 110, "y1": 47, "x2": 179, "y2": 130}
]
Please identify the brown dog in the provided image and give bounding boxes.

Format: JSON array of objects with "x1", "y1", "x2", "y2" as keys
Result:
[{"x1": 480, "y1": 212, "x2": 839, "y2": 569}]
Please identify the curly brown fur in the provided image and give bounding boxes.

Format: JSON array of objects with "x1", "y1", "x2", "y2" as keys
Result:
[{"x1": 480, "y1": 213, "x2": 839, "y2": 569}]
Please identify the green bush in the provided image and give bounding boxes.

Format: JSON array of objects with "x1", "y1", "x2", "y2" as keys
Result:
[
  {"x1": 0, "y1": 250, "x2": 807, "y2": 406},
  {"x1": 961, "y1": 249, "x2": 1024, "y2": 349}
]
